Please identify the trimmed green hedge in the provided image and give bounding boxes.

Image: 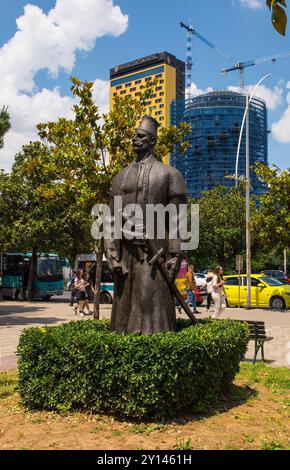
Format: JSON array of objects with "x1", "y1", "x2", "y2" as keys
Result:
[{"x1": 17, "y1": 319, "x2": 248, "y2": 418}]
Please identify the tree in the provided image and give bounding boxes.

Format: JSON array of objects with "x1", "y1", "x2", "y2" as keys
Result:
[
  {"x1": 266, "y1": 0, "x2": 288, "y2": 36},
  {"x1": 251, "y1": 163, "x2": 290, "y2": 249},
  {"x1": 6, "y1": 77, "x2": 190, "y2": 311},
  {"x1": 187, "y1": 185, "x2": 257, "y2": 272},
  {"x1": 0, "y1": 142, "x2": 80, "y2": 299},
  {"x1": 0, "y1": 106, "x2": 11, "y2": 149}
]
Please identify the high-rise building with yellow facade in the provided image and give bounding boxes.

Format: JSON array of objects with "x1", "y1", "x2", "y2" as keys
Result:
[{"x1": 110, "y1": 52, "x2": 185, "y2": 164}]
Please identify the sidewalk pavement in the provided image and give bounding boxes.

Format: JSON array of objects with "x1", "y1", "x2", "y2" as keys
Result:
[{"x1": 0, "y1": 298, "x2": 289, "y2": 371}]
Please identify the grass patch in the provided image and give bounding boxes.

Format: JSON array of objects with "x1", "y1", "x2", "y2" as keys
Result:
[
  {"x1": 111, "y1": 430, "x2": 123, "y2": 437},
  {"x1": 90, "y1": 426, "x2": 104, "y2": 434},
  {"x1": 0, "y1": 370, "x2": 18, "y2": 399},
  {"x1": 237, "y1": 363, "x2": 290, "y2": 391},
  {"x1": 130, "y1": 423, "x2": 166, "y2": 435},
  {"x1": 261, "y1": 440, "x2": 286, "y2": 450},
  {"x1": 174, "y1": 437, "x2": 193, "y2": 450}
]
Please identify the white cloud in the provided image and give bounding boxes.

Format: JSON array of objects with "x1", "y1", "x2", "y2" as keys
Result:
[
  {"x1": 239, "y1": 0, "x2": 263, "y2": 9},
  {"x1": 187, "y1": 82, "x2": 213, "y2": 97},
  {"x1": 228, "y1": 84, "x2": 283, "y2": 110},
  {"x1": 0, "y1": 0, "x2": 128, "y2": 170},
  {"x1": 0, "y1": 79, "x2": 110, "y2": 170},
  {"x1": 0, "y1": 0, "x2": 128, "y2": 93},
  {"x1": 272, "y1": 83, "x2": 290, "y2": 143},
  {"x1": 188, "y1": 81, "x2": 283, "y2": 111}
]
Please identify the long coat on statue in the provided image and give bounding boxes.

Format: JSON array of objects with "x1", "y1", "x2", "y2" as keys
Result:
[{"x1": 104, "y1": 153, "x2": 187, "y2": 334}]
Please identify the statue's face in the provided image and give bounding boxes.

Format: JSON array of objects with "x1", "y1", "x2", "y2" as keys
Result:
[{"x1": 133, "y1": 129, "x2": 153, "y2": 154}]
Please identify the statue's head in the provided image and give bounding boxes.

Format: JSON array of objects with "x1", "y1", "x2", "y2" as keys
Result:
[{"x1": 133, "y1": 115, "x2": 159, "y2": 155}]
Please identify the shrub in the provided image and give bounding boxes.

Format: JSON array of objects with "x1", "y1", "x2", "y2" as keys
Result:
[{"x1": 17, "y1": 319, "x2": 248, "y2": 419}]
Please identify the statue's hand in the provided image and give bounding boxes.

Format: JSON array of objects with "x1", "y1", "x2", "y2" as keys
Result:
[
  {"x1": 110, "y1": 259, "x2": 124, "y2": 276},
  {"x1": 166, "y1": 256, "x2": 181, "y2": 282},
  {"x1": 106, "y1": 253, "x2": 123, "y2": 276}
]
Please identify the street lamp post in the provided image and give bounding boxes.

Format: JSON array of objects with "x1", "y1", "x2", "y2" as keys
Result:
[
  {"x1": 235, "y1": 74, "x2": 271, "y2": 309},
  {"x1": 245, "y1": 90, "x2": 251, "y2": 309}
]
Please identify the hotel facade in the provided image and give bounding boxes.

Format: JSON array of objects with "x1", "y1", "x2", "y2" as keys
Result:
[{"x1": 110, "y1": 52, "x2": 185, "y2": 164}]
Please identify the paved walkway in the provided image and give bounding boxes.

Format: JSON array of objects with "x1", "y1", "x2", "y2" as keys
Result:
[{"x1": 0, "y1": 296, "x2": 289, "y2": 370}]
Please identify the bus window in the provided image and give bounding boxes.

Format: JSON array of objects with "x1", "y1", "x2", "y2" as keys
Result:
[
  {"x1": 7, "y1": 255, "x2": 23, "y2": 275},
  {"x1": 0, "y1": 253, "x2": 7, "y2": 272},
  {"x1": 37, "y1": 257, "x2": 63, "y2": 282}
]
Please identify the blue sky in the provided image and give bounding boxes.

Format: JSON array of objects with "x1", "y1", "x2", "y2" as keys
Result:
[{"x1": 0, "y1": 0, "x2": 289, "y2": 170}]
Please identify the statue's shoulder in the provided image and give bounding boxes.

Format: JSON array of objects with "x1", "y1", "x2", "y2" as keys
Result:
[
  {"x1": 153, "y1": 159, "x2": 185, "y2": 181},
  {"x1": 160, "y1": 163, "x2": 187, "y2": 197},
  {"x1": 111, "y1": 166, "x2": 128, "y2": 184},
  {"x1": 167, "y1": 165, "x2": 185, "y2": 180},
  {"x1": 111, "y1": 165, "x2": 134, "y2": 194}
]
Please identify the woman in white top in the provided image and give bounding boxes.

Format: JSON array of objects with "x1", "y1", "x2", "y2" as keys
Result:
[
  {"x1": 211, "y1": 266, "x2": 227, "y2": 319},
  {"x1": 204, "y1": 271, "x2": 214, "y2": 313},
  {"x1": 74, "y1": 270, "x2": 87, "y2": 317}
]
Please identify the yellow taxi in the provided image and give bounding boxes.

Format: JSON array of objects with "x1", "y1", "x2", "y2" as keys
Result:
[{"x1": 224, "y1": 274, "x2": 290, "y2": 310}]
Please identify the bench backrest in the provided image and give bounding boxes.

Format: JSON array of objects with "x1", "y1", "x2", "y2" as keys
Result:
[{"x1": 237, "y1": 320, "x2": 267, "y2": 339}]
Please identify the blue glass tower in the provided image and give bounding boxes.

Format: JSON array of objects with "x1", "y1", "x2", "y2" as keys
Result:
[{"x1": 170, "y1": 91, "x2": 268, "y2": 199}]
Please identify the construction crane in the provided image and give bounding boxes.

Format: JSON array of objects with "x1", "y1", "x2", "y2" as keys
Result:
[
  {"x1": 180, "y1": 21, "x2": 230, "y2": 96},
  {"x1": 222, "y1": 50, "x2": 290, "y2": 88}
]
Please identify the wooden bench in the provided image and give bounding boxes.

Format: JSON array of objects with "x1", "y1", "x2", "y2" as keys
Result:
[{"x1": 237, "y1": 320, "x2": 274, "y2": 364}]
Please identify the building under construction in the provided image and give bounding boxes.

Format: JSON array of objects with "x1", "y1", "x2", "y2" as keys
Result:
[{"x1": 170, "y1": 90, "x2": 268, "y2": 199}]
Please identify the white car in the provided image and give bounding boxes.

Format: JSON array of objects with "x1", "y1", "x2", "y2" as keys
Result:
[{"x1": 195, "y1": 273, "x2": 207, "y2": 288}]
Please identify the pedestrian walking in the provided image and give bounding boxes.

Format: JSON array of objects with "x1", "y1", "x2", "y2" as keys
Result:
[
  {"x1": 185, "y1": 265, "x2": 200, "y2": 314},
  {"x1": 83, "y1": 272, "x2": 94, "y2": 315},
  {"x1": 204, "y1": 271, "x2": 214, "y2": 313},
  {"x1": 211, "y1": 266, "x2": 227, "y2": 319}
]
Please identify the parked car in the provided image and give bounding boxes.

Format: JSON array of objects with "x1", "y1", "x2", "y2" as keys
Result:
[
  {"x1": 260, "y1": 270, "x2": 290, "y2": 284},
  {"x1": 195, "y1": 273, "x2": 207, "y2": 288},
  {"x1": 224, "y1": 274, "x2": 290, "y2": 310}
]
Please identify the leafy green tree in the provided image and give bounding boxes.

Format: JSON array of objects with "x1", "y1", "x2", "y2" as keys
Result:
[
  {"x1": 251, "y1": 163, "x2": 290, "y2": 250},
  {"x1": 0, "y1": 106, "x2": 11, "y2": 149},
  {"x1": 251, "y1": 245, "x2": 286, "y2": 272},
  {"x1": 187, "y1": 186, "x2": 256, "y2": 272},
  {"x1": 0, "y1": 142, "x2": 79, "y2": 299},
  {"x1": 266, "y1": 0, "x2": 288, "y2": 36}
]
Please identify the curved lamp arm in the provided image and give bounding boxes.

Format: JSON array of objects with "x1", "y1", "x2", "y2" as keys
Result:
[{"x1": 235, "y1": 74, "x2": 272, "y2": 186}]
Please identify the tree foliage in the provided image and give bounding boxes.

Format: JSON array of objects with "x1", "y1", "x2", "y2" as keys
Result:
[
  {"x1": 267, "y1": 0, "x2": 288, "y2": 36},
  {"x1": 187, "y1": 185, "x2": 256, "y2": 271},
  {"x1": 0, "y1": 106, "x2": 11, "y2": 149},
  {"x1": 251, "y1": 163, "x2": 290, "y2": 249}
]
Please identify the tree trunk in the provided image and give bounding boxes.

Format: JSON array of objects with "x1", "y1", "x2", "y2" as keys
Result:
[
  {"x1": 27, "y1": 249, "x2": 37, "y2": 301},
  {"x1": 93, "y1": 239, "x2": 103, "y2": 320}
]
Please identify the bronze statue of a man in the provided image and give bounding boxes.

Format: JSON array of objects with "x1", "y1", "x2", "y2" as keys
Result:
[{"x1": 105, "y1": 116, "x2": 187, "y2": 334}]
